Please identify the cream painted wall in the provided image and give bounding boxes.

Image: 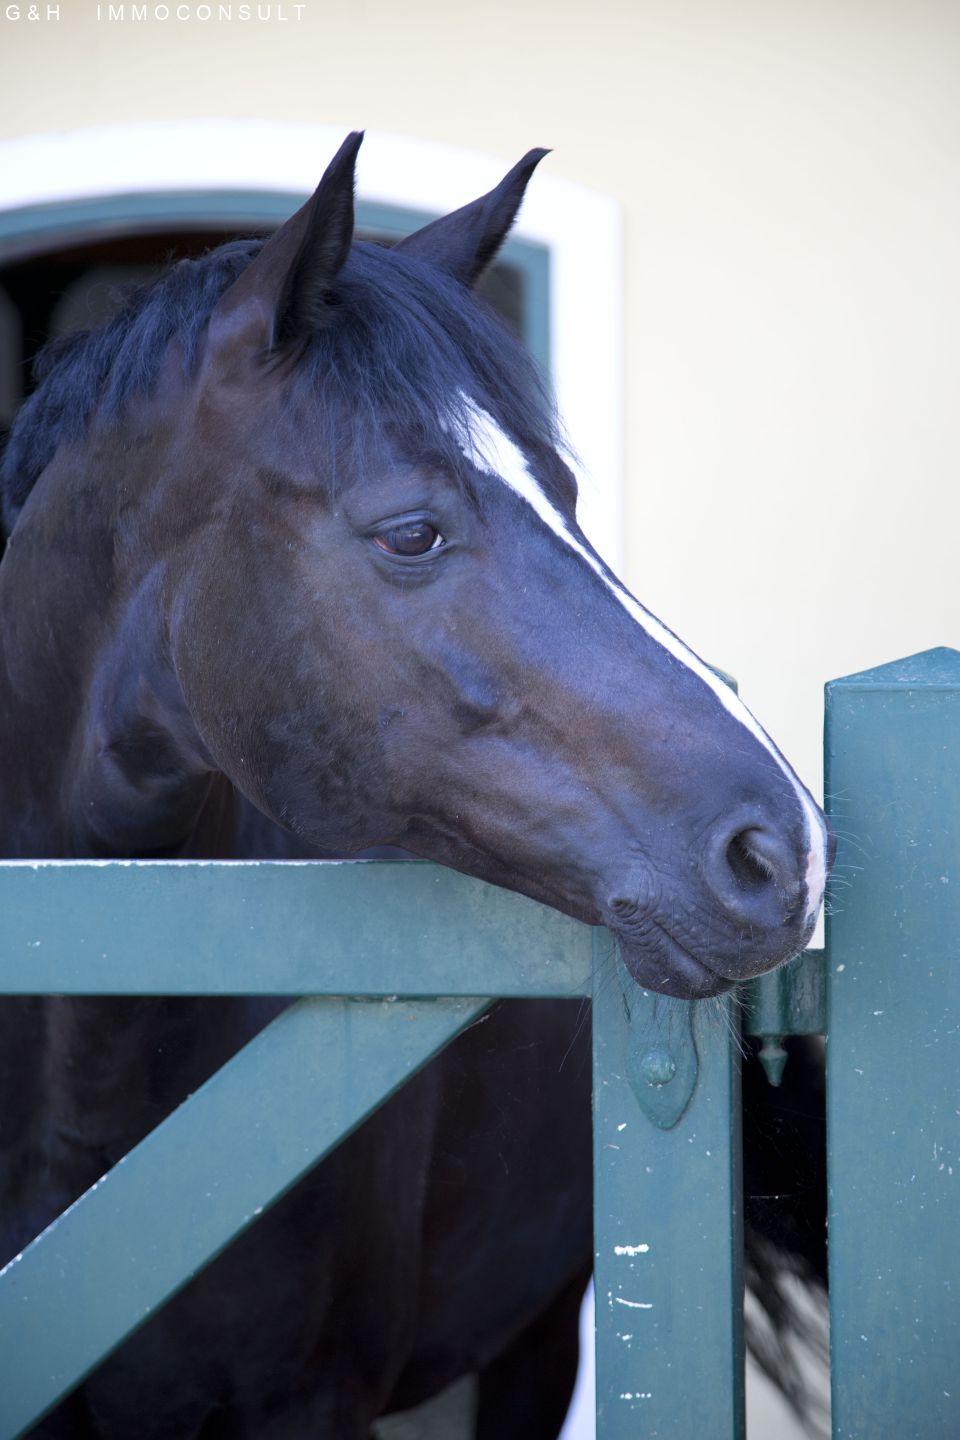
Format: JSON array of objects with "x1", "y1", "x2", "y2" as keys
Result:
[{"x1": 2, "y1": 0, "x2": 959, "y2": 807}]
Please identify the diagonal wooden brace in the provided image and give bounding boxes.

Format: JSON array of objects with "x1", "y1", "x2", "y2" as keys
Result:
[{"x1": 0, "y1": 995, "x2": 490, "y2": 1439}]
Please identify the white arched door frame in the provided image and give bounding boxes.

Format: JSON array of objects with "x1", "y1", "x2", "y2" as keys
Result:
[{"x1": 0, "y1": 120, "x2": 622, "y2": 564}]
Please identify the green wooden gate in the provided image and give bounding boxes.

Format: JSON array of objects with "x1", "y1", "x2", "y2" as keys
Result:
[{"x1": 0, "y1": 646, "x2": 957, "y2": 1438}]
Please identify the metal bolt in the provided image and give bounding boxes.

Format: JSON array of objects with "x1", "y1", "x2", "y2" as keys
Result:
[{"x1": 640, "y1": 1049, "x2": 676, "y2": 1086}]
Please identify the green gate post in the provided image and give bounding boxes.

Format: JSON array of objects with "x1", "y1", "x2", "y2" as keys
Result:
[
  {"x1": 593, "y1": 932, "x2": 744, "y2": 1437},
  {"x1": 826, "y1": 647, "x2": 960, "y2": 1438}
]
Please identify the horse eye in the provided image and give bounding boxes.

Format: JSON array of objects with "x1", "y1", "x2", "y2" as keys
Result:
[{"x1": 374, "y1": 522, "x2": 444, "y2": 557}]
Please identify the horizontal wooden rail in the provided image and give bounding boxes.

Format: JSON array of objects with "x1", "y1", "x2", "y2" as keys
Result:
[{"x1": 0, "y1": 859, "x2": 592, "y2": 998}]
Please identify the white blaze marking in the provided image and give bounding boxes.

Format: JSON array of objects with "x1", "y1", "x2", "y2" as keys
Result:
[{"x1": 453, "y1": 395, "x2": 828, "y2": 922}]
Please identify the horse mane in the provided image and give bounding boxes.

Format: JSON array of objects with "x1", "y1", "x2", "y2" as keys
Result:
[
  {"x1": 0, "y1": 234, "x2": 560, "y2": 537},
  {"x1": 0, "y1": 241, "x2": 257, "y2": 535}
]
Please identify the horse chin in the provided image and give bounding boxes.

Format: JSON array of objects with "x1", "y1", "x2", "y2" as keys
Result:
[{"x1": 613, "y1": 929, "x2": 735, "y2": 1001}]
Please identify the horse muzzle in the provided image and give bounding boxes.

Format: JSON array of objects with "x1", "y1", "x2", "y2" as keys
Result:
[{"x1": 602, "y1": 804, "x2": 833, "y2": 1000}]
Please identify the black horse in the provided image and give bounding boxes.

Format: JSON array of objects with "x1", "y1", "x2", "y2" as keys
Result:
[{"x1": 0, "y1": 134, "x2": 830, "y2": 1438}]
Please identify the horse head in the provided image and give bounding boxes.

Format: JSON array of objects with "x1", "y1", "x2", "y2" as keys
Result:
[{"x1": 3, "y1": 133, "x2": 831, "y2": 999}]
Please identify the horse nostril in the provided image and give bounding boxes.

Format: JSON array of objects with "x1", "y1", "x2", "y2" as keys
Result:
[
  {"x1": 704, "y1": 814, "x2": 803, "y2": 928},
  {"x1": 726, "y1": 828, "x2": 782, "y2": 893}
]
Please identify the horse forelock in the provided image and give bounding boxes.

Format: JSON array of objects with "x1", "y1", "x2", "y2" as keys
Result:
[
  {"x1": 0, "y1": 234, "x2": 562, "y2": 536},
  {"x1": 272, "y1": 242, "x2": 565, "y2": 508}
]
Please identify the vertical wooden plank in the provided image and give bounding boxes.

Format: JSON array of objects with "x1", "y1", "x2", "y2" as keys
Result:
[
  {"x1": 826, "y1": 647, "x2": 960, "y2": 1438},
  {"x1": 593, "y1": 932, "x2": 744, "y2": 1437}
]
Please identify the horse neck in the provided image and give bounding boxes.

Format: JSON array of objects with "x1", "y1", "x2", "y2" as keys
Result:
[
  {"x1": 0, "y1": 411, "x2": 343, "y2": 1264},
  {"x1": 0, "y1": 467, "x2": 212, "y2": 859},
  {"x1": 0, "y1": 466, "x2": 264, "y2": 1247}
]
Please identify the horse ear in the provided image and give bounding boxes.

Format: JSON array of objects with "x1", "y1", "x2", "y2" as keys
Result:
[
  {"x1": 394, "y1": 148, "x2": 549, "y2": 287},
  {"x1": 209, "y1": 131, "x2": 362, "y2": 355}
]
